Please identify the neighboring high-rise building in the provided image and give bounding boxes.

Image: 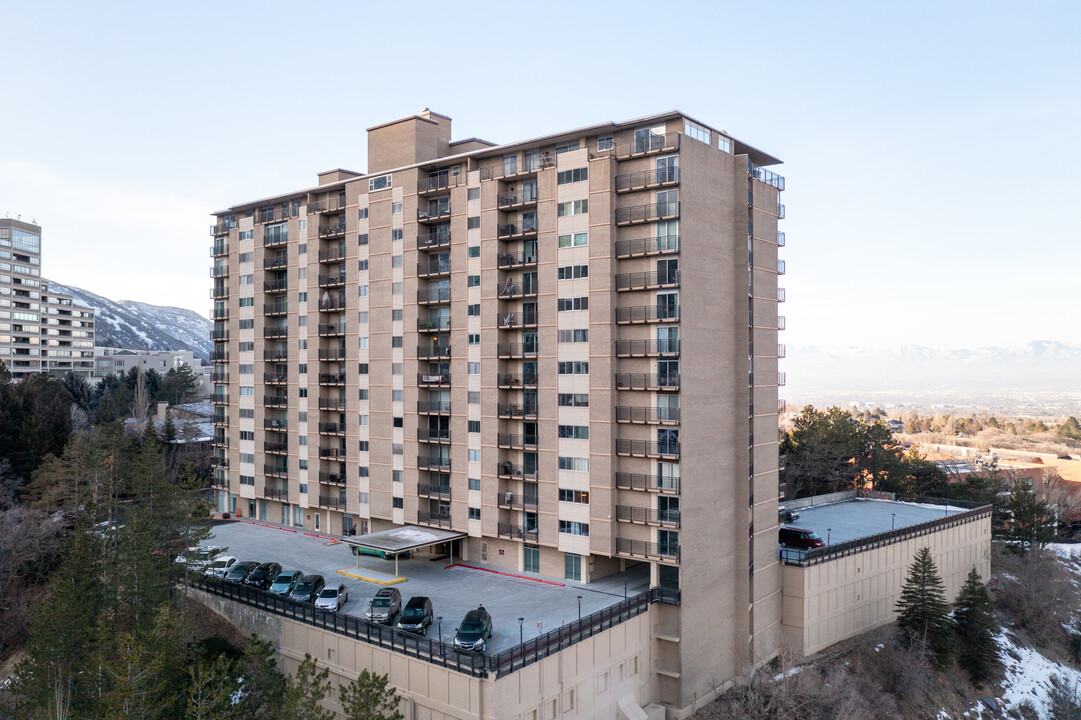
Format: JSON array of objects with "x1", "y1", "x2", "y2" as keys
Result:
[
  {"x1": 209, "y1": 110, "x2": 786, "y2": 702},
  {"x1": 0, "y1": 219, "x2": 95, "y2": 378}
]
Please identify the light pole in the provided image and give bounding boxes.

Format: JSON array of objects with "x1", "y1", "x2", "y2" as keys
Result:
[
  {"x1": 577, "y1": 595, "x2": 582, "y2": 622},
  {"x1": 624, "y1": 578, "x2": 628, "y2": 600},
  {"x1": 437, "y1": 616, "x2": 443, "y2": 644},
  {"x1": 518, "y1": 617, "x2": 524, "y2": 645},
  {"x1": 827, "y1": 528, "x2": 832, "y2": 546},
  {"x1": 891, "y1": 513, "x2": 896, "y2": 530}
]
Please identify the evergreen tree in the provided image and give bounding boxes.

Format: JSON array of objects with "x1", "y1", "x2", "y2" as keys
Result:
[
  {"x1": 895, "y1": 547, "x2": 953, "y2": 666},
  {"x1": 163, "y1": 411, "x2": 179, "y2": 444},
  {"x1": 1007, "y1": 480, "x2": 1056, "y2": 553},
  {"x1": 954, "y1": 567, "x2": 1000, "y2": 684},
  {"x1": 233, "y1": 635, "x2": 288, "y2": 720},
  {"x1": 339, "y1": 669, "x2": 403, "y2": 720},
  {"x1": 284, "y1": 654, "x2": 334, "y2": 720},
  {"x1": 186, "y1": 653, "x2": 238, "y2": 720}
]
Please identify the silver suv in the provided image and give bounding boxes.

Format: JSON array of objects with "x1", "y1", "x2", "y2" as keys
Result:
[{"x1": 363, "y1": 587, "x2": 402, "y2": 625}]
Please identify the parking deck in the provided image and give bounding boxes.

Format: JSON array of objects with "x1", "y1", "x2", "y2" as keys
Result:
[{"x1": 784, "y1": 497, "x2": 967, "y2": 545}]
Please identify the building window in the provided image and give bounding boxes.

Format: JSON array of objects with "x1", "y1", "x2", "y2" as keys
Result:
[
  {"x1": 358, "y1": 337, "x2": 368, "y2": 349},
  {"x1": 467, "y1": 275, "x2": 480, "y2": 287},
  {"x1": 468, "y1": 244, "x2": 479, "y2": 257},
  {"x1": 524, "y1": 546, "x2": 540, "y2": 573},
  {"x1": 392, "y1": 363, "x2": 402, "y2": 375},
  {"x1": 392, "y1": 497, "x2": 403, "y2": 509},
  {"x1": 238, "y1": 252, "x2": 253, "y2": 263},
  {"x1": 566, "y1": 554, "x2": 583, "y2": 582},
  {"x1": 391, "y1": 229, "x2": 403, "y2": 242},
  {"x1": 239, "y1": 386, "x2": 254, "y2": 396},
  {"x1": 718, "y1": 135, "x2": 732, "y2": 153},
  {"x1": 298, "y1": 364, "x2": 307, "y2": 374},
  {"x1": 239, "y1": 274, "x2": 254, "y2": 285},
  {"x1": 469, "y1": 477, "x2": 480, "y2": 491},
  {"x1": 359, "y1": 441, "x2": 369, "y2": 452},
  {"x1": 468, "y1": 362, "x2": 480, "y2": 375},
  {"x1": 359, "y1": 415, "x2": 369, "y2": 426},
  {"x1": 239, "y1": 229, "x2": 253, "y2": 241},
  {"x1": 392, "y1": 282, "x2": 402, "y2": 295},
  {"x1": 298, "y1": 460, "x2": 308, "y2": 470},
  {"x1": 555, "y1": 141, "x2": 580, "y2": 155},
  {"x1": 467, "y1": 187, "x2": 480, "y2": 200},
  {"x1": 359, "y1": 492, "x2": 370, "y2": 504},
  {"x1": 358, "y1": 285, "x2": 368, "y2": 297},
  {"x1": 557, "y1": 200, "x2": 588, "y2": 217},
  {"x1": 556, "y1": 168, "x2": 588, "y2": 185},
  {"x1": 358, "y1": 260, "x2": 368, "y2": 271},
  {"x1": 558, "y1": 489, "x2": 589, "y2": 504},
  {"x1": 468, "y1": 391, "x2": 480, "y2": 404},
  {"x1": 558, "y1": 393, "x2": 588, "y2": 407},
  {"x1": 368, "y1": 174, "x2": 391, "y2": 192},
  {"x1": 358, "y1": 207, "x2": 368, "y2": 220},
  {"x1": 468, "y1": 334, "x2": 479, "y2": 345},
  {"x1": 358, "y1": 466, "x2": 368, "y2": 477},
  {"x1": 468, "y1": 420, "x2": 480, "y2": 433},
  {"x1": 392, "y1": 309, "x2": 403, "y2": 321},
  {"x1": 684, "y1": 119, "x2": 711, "y2": 145},
  {"x1": 467, "y1": 217, "x2": 480, "y2": 230},
  {"x1": 558, "y1": 425, "x2": 589, "y2": 439},
  {"x1": 239, "y1": 297, "x2": 253, "y2": 307},
  {"x1": 358, "y1": 233, "x2": 368, "y2": 245},
  {"x1": 468, "y1": 449, "x2": 480, "y2": 462},
  {"x1": 557, "y1": 329, "x2": 588, "y2": 343},
  {"x1": 393, "y1": 470, "x2": 402, "y2": 482},
  {"x1": 298, "y1": 292, "x2": 307, "y2": 302},
  {"x1": 239, "y1": 430, "x2": 254, "y2": 441},
  {"x1": 239, "y1": 409, "x2": 254, "y2": 419},
  {"x1": 468, "y1": 507, "x2": 481, "y2": 520},
  {"x1": 239, "y1": 453, "x2": 255, "y2": 464},
  {"x1": 557, "y1": 265, "x2": 588, "y2": 280},
  {"x1": 467, "y1": 303, "x2": 480, "y2": 316},
  {"x1": 391, "y1": 201, "x2": 402, "y2": 214},
  {"x1": 597, "y1": 135, "x2": 613, "y2": 151},
  {"x1": 558, "y1": 233, "x2": 588, "y2": 247},
  {"x1": 240, "y1": 475, "x2": 254, "y2": 486},
  {"x1": 391, "y1": 336, "x2": 403, "y2": 348},
  {"x1": 392, "y1": 390, "x2": 403, "y2": 402},
  {"x1": 358, "y1": 363, "x2": 368, "y2": 374},
  {"x1": 358, "y1": 311, "x2": 369, "y2": 323},
  {"x1": 558, "y1": 456, "x2": 589, "y2": 472},
  {"x1": 559, "y1": 522, "x2": 589, "y2": 538},
  {"x1": 557, "y1": 297, "x2": 588, "y2": 311},
  {"x1": 557, "y1": 361, "x2": 588, "y2": 375},
  {"x1": 393, "y1": 416, "x2": 403, "y2": 428}
]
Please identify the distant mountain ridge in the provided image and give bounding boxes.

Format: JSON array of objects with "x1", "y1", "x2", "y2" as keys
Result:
[{"x1": 49, "y1": 282, "x2": 211, "y2": 360}]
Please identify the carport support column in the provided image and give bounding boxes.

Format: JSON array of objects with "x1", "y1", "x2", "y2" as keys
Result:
[{"x1": 395, "y1": 553, "x2": 399, "y2": 577}]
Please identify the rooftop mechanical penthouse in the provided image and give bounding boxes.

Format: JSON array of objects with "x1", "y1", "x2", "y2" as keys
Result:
[{"x1": 209, "y1": 109, "x2": 787, "y2": 714}]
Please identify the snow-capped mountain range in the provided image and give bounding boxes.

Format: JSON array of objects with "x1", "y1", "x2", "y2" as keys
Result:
[{"x1": 49, "y1": 282, "x2": 212, "y2": 360}]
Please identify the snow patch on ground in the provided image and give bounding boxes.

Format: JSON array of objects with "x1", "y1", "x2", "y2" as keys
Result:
[
  {"x1": 996, "y1": 631, "x2": 1081, "y2": 719},
  {"x1": 772, "y1": 666, "x2": 803, "y2": 681}
]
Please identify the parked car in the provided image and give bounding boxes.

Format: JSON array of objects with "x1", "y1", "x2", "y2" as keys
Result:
[
  {"x1": 182, "y1": 546, "x2": 224, "y2": 571},
  {"x1": 268, "y1": 570, "x2": 304, "y2": 596},
  {"x1": 453, "y1": 605, "x2": 493, "y2": 652},
  {"x1": 396, "y1": 596, "x2": 434, "y2": 635},
  {"x1": 224, "y1": 560, "x2": 260, "y2": 584},
  {"x1": 363, "y1": 587, "x2": 402, "y2": 624},
  {"x1": 778, "y1": 527, "x2": 825, "y2": 549},
  {"x1": 203, "y1": 555, "x2": 237, "y2": 578},
  {"x1": 244, "y1": 562, "x2": 283, "y2": 590},
  {"x1": 290, "y1": 574, "x2": 325, "y2": 604},
  {"x1": 315, "y1": 584, "x2": 349, "y2": 611}
]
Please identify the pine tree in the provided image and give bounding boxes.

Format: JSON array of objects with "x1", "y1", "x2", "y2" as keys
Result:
[
  {"x1": 284, "y1": 654, "x2": 334, "y2": 720},
  {"x1": 954, "y1": 567, "x2": 1000, "y2": 684},
  {"x1": 895, "y1": 546, "x2": 953, "y2": 666},
  {"x1": 1007, "y1": 480, "x2": 1056, "y2": 554},
  {"x1": 339, "y1": 669, "x2": 404, "y2": 720},
  {"x1": 233, "y1": 635, "x2": 287, "y2": 720}
]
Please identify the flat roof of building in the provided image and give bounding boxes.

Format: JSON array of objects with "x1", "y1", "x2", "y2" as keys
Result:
[
  {"x1": 344, "y1": 525, "x2": 465, "y2": 554},
  {"x1": 785, "y1": 498, "x2": 968, "y2": 545}
]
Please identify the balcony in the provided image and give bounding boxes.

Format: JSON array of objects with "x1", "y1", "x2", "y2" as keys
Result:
[
  {"x1": 497, "y1": 433, "x2": 539, "y2": 450},
  {"x1": 210, "y1": 239, "x2": 228, "y2": 256},
  {"x1": 614, "y1": 371, "x2": 678, "y2": 389},
  {"x1": 615, "y1": 201, "x2": 680, "y2": 226},
  {"x1": 317, "y1": 271, "x2": 346, "y2": 288},
  {"x1": 417, "y1": 231, "x2": 451, "y2": 250},
  {"x1": 417, "y1": 455, "x2": 451, "y2": 472},
  {"x1": 210, "y1": 472, "x2": 228, "y2": 489},
  {"x1": 263, "y1": 394, "x2": 288, "y2": 407},
  {"x1": 417, "y1": 317, "x2": 451, "y2": 332},
  {"x1": 264, "y1": 371, "x2": 288, "y2": 384},
  {"x1": 778, "y1": 398, "x2": 787, "y2": 413},
  {"x1": 318, "y1": 373, "x2": 346, "y2": 386},
  {"x1": 496, "y1": 250, "x2": 538, "y2": 268},
  {"x1": 318, "y1": 322, "x2": 347, "y2": 337},
  {"x1": 257, "y1": 206, "x2": 298, "y2": 224},
  {"x1": 318, "y1": 398, "x2": 346, "y2": 411},
  {"x1": 263, "y1": 254, "x2": 288, "y2": 270},
  {"x1": 777, "y1": 287, "x2": 786, "y2": 303},
  {"x1": 614, "y1": 132, "x2": 680, "y2": 159},
  {"x1": 615, "y1": 472, "x2": 680, "y2": 494},
  {"x1": 211, "y1": 369, "x2": 229, "y2": 383},
  {"x1": 615, "y1": 537, "x2": 680, "y2": 563},
  {"x1": 496, "y1": 311, "x2": 538, "y2": 329},
  {"x1": 777, "y1": 202, "x2": 786, "y2": 219},
  {"x1": 615, "y1": 406, "x2": 680, "y2": 424},
  {"x1": 418, "y1": 205, "x2": 452, "y2": 223},
  {"x1": 308, "y1": 197, "x2": 346, "y2": 214},
  {"x1": 210, "y1": 221, "x2": 233, "y2": 236},
  {"x1": 263, "y1": 418, "x2": 289, "y2": 431},
  {"x1": 318, "y1": 348, "x2": 346, "y2": 362},
  {"x1": 212, "y1": 394, "x2": 229, "y2": 405},
  {"x1": 497, "y1": 492, "x2": 538, "y2": 510},
  {"x1": 615, "y1": 306, "x2": 680, "y2": 324},
  {"x1": 749, "y1": 161, "x2": 786, "y2": 191},
  {"x1": 497, "y1": 373, "x2": 537, "y2": 388},
  {"x1": 777, "y1": 259, "x2": 786, "y2": 275},
  {"x1": 615, "y1": 439, "x2": 680, "y2": 459},
  {"x1": 211, "y1": 264, "x2": 229, "y2": 278},
  {"x1": 497, "y1": 191, "x2": 538, "y2": 209},
  {"x1": 417, "y1": 174, "x2": 465, "y2": 194},
  {"x1": 263, "y1": 487, "x2": 288, "y2": 501},
  {"x1": 417, "y1": 428, "x2": 451, "y2": 444},
  {"x1": 211, "y1": 284, "x2": 229, "y2": 300},
  {"x1": 777, "y1": 231, "x2": 786, "y2": 247},
  {"x1": 496, "y1": 461, "x2": 538, "y2": 480},
  {"x1": 318, "y1": 222, "x2": 346, "y2": 239},
  {"x1": 417, "y1": 287, "x2": 451, "y2": 304},
  {"x1": 497, "y1": 523, "x2": 538, "y2": 542},
  {"x1": 778, "y1": 372, "x2": 786, "y2": 387},
  {"x1": 264, "y1": 440, "x2": 288, "y2": 454},
  {"x1": 417, "y1": 510, "x2": 452, "y2": 528},
  {"x1": 498, "y1": 403, "x2": 538, "y2": 419},
  {"x1": 318, "y1": 447, "x2": 343, "y2": 460},
  {"x1": 264, "y1": 301, "x2": 289, "y2": 316},
  {"x1": 263, "y1": 325, "x2": 289, "y2": 339},
  {"x1": 614, "y1": 270, "x2": 680, "y2": 292},
  {"x1": 317, "y1": 295, "x2": 346, "y2": 312},
  {"x1": 613, "y1": 339, "x2": 680, "y2": 357},
  {"x1": 318, "y1": 246, "x2": 346, "y2": 263},
  {"x1": 213, "y1": 306, "x2": 230, "y2": 321},
  {"x1": 777, "y1": 343, "x2": 786, "y2": 358},
  {"x1": 778, "y1": 316, "x2": 786, "y2": 331},
  {"x1": 417, "y1": 372, "x2": 451, "y2": 387},
  {"x1": 264, "y1": 465, "x2": 289, "y2": 479},
  {"x1": 318, "y1": 422, "x2": 345, "y2": 435},
  {"x1": 264, "y1": 278, "x2": 288, "y2": 293},
  {"x1": 417, "y1": 343, "x2": 451, "y2": 360},
  {"x1": 418, "y1": 484, "x2": 451, "y2": 499},
  {"x1": 263, "y1": 348, "x2": 288, "y2": 362},
  {"x1": 320, "y1": 471, "x2": 346, "y2": 484},
  {"x1": 417, "y1": 258, "x2": 451, "y2": 277},
  {"x1": 212, "y1": 329, "x2": 229, "y2": 341},
  {"x1": 263, "y1": 229, "x2": 288, "y2": 247},
  {"x1": 616, "y1": 505, "x2": 680, "y2": 527},
  {"x1": 497, "y1": 342, "x2": 538, "y2": 359},
  {"x1": 496, "y1": 280, "x2": 537, "y2": 299},
  {"x1": 417, "y1": 400, "x2": 451, "y2": 415},
  {"x1": 496, "y1": 222, "x2": 538, "y2": 239},
  {"x1": 614, "y1": 167, "x2": 680, "y2": 193},
  {"x1": 318, "y1": 496, "x2": 345, "y2": 510},
  {"x1": 211, "y1": 455, "x2": 229, "y2": 469}
]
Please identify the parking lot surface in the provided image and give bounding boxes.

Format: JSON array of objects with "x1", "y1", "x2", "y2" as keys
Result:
[{"x1": 203, "y1": 520, "x2": 649, "y2": 653}]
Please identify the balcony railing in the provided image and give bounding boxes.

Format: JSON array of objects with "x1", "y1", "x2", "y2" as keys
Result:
[
  {"x1": 497, "y1": 373, "x2": 537, "y2": 388},
  {"x1": 616, "y1": 505, "x2": 680, "y2": 527},
  {"x1": 417, "y1": 287, "x2": 451, "y2": 304},
  {"x1": 318, "y1": 496, "x2": 345, "y2": 510},
  {"x1": 417, "y1": 372, "x2": 451, "y2": 386},
  {"x1": 263, "y1": 487, "x2": 288, "y2": 501},
  {"x1": 615, "y1": 201, "x2": 680, "y2": 226},
  {"x1": 496, "y1": 250, "x2": 539, "y2": 268},
  {"x1": 497, "y1": 311, "x2": 538, "y2": 329},
  {"x1": 308, "y1": 197, "x2": 346, "y2": 214},
  {"x1": 211, "y1": 348, "x2": 229, "y2": 363},
  {"x1": 264, "y1": 441, "x2": 288, "y2": 454},
  {"x1": 318, "y1": 373, "x2": 346, "y2": 386},
  {"x1": 263, "y1": 418, "x2": 289, "y2": 431},
  {"x1": 264, "y1": 230, "x2": 288, "y2": 247},
  {"x1": 614, "y1": 132, "x2": 680, "y2": 159},
  {"x1": 417, "y1": 428, "x2": 451, "y2": 444},
  {"x1": 212, "y1": 394, "x2": 229, "y2": 405},
  {"x1": 417, "y1": 231, "x2": 451, "y2": 250},
  {"x1": 615, "y1": 537, "x2": 680, "y2": 562},
  {"x1": 417, "y1": 400, "x2": 451, "y2": 415},
  {"x1": 497, "y1": 433, "x2": 539, "y2": 449},
  {"x1": 263, "y1": 348, "x2": 288, "y2": 361},
  {"x1": 749, "y1": 160, "x2": 786, "y2": 191},
  {"x1": 263, "y1": 254, "x2": 288, "y2": 270},
  {"x1": 211, "y1": 370, "x2": 229, "y2": 383},
  {"x1": 777, "y1": 231, "x2": 786, "y2": 247},
  {"x1": 614, "y1": 271, "x2": 680, "y2": 292},
  {"x1": 264, "y1": 394, "x2": 288, "y2": 407},
  {"x1": 613, "y1": 339, "x2": 680, "y2": 357},
  {"x1": 778, "y1": 316, "x2": 786, "y2": 331},
  {"x1": 318, "y1": 222, "x2": 346, "y2": 238},
  {"x1": 417, "y1": 174, "x2": 465, "y2": 194},
  {"x1": 615, "y1": 472, "x2": 680, "y2": 494},
  {"x1": 777, "y1": 202, "x2": 785, "y2": 219},
  {"x1": 210, "y1": 222, "x2": 233, "y2": 236},
  {"x1": 615, "y1": 306, "x2": 680, "y2": 324},
  {"x1": 778, "y1": 372, "x2": 786, "y2": 387},
  {"x1": 264, "y1": 302, "x2": 289, "y2": 316},
  {"x1": 263, "y1": 326, "x2": 288, "y2": 339},
  {"x1": 318, "y1": 422, "x2": 345, "y2": 435},
  {"x1": 418, "y1": 510, "x2": 452, "y2": 528},
  {"x1": 497, "y1": 492, "x2": 538, "y2": 510},
  {"x1": 418, "y1": 206, "x2": 452, "y2": 223},
  {"x1": 318, "y1": 246, "x2": 346, "y2": 262},
  {"x1": 496, "y1": 222, "x2": 539, "y2": 240},
  {"x1": 318, "y1": 348, "x2": 346, "y2": 361},
  {"x1": 497, "y1": 343, "x2": 538, "y2": 358},
  {"x1": 320, "y1": 472, "x2": 346, "y2": 484},
  {"x1": 318, "y1": 323, "x2": 347, "y2": 336},
  {"x1": 264, "y1": 372, "x2": 288, "y2": 385},
  {"x1": 264, "y1": 279, "x2": 288, "y2": 292},
  {"x1": 318, "y1": 398, "x2": 346, "y2": 411},
  {"x1": 212, "y1": 329, "x2": 229, "y2": 341},
  {"x1": 496, "y1": 461, "x2": 538, "y2": 480},
  {"x1": 318, "y1": 447, "x2": 343, "y2": 460},
  {"x1": 614, "y1": 235, "x2": 679, "y2": 259},
  {"x1": 317, "y1": 272, "x2": 347, "y2": 288},
  {"x1": 418, "y1": 484, "x2": 452, "y2": 499},
  {"x1": 498, "y1": 403, "x2": 538, "y2": 419},
  {"x1": 264, "y1": 464, "x2": 289, "y2": 478},
  {"x1": 417, "y1": 258, "x2": 451, "y2": 277},
  {"x1": 417, "y1": 456, "x2": 451, "y2": 472},
  {"x1": 497, "y1": 191, "x2": 538, "y2": 208},
  {"x1": 498, "y1": 523, "x2": 538, "y2": 542},
  {"x1": 417, "y1": 317, "x2": 451, "y2": 332},
  {"x1": 615, "y1": 406, "x2": 680, "y2": 424},
  {"x1": 614, "y1": 167, "x2": 680, "y2": 192},
  {"x1": 615, "y1": 439, "x2": 680, "y2": 459},
  {"x1": 417, "y1": 344, "x2": 451, "y2": 359}
]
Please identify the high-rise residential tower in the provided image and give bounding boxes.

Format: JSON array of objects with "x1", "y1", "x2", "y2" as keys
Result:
[{"x1": 209, "y1": 110, "x2": 786, "y2": 704}]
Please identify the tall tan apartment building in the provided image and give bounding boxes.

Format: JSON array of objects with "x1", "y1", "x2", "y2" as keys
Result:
[
  {"x1": 210, "y1": 110, "x2": 786, "y2": 704},
  {"x1": 0, "y1": 219, "x2": 96, "y2": 378}
]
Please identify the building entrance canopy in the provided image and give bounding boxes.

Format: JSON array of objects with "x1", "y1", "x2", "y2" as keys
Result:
[{"x1": 345, "y1": 525, "x2": 465, "y2": 575}]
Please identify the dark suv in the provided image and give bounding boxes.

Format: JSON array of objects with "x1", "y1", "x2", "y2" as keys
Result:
[
  {"x1": 244, "y1": 562, "x2": 282, "y2": 589},
  {"x1": 224, "y1": 560, "x2": 260, "y2": 584},
  {"x1": 396, "y1": 596, "x2": 434, "y2": 635},
  {"x1": 778, "y1": 527, "x2": 825, "y2": 549},
  {"x1": 289, "y1": 574, "x2": 325, "y2": 603},
  {"x1": 453, "y1": 605, "x2": 493, "y2": 652},
  {"x1": 364, "y1": 587, "x2": 402, "y2": 625}
]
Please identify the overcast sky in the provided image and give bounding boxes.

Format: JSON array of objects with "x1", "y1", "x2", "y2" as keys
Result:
[{"x1": 1, "y1": 1, "x2": 1078, "y2": 352}]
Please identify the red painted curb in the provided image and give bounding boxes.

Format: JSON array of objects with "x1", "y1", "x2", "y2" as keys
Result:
[
  {"x1": 444, "y1": 563, "x2": 566, "y2": 587},
  {"x1": 225, "y1": 517, "x2": 296, "y2": 532}
]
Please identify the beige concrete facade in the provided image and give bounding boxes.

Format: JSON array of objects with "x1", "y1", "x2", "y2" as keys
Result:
[
  {"x1": 209, "y1": 110, "x2": 786, "y2": 712},
  {"x1": 0, "y1": 219, "x2": 95, "y2": 379}
]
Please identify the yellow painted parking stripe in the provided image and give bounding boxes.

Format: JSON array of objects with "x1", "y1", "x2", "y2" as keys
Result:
[{"x1": 336, "y1": 568, "x2": 406, "y2": 585}]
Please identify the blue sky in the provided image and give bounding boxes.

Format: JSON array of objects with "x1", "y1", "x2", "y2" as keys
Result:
[{"x1": 1, "y1": 0, "x2": 1078, "y2": 352}]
